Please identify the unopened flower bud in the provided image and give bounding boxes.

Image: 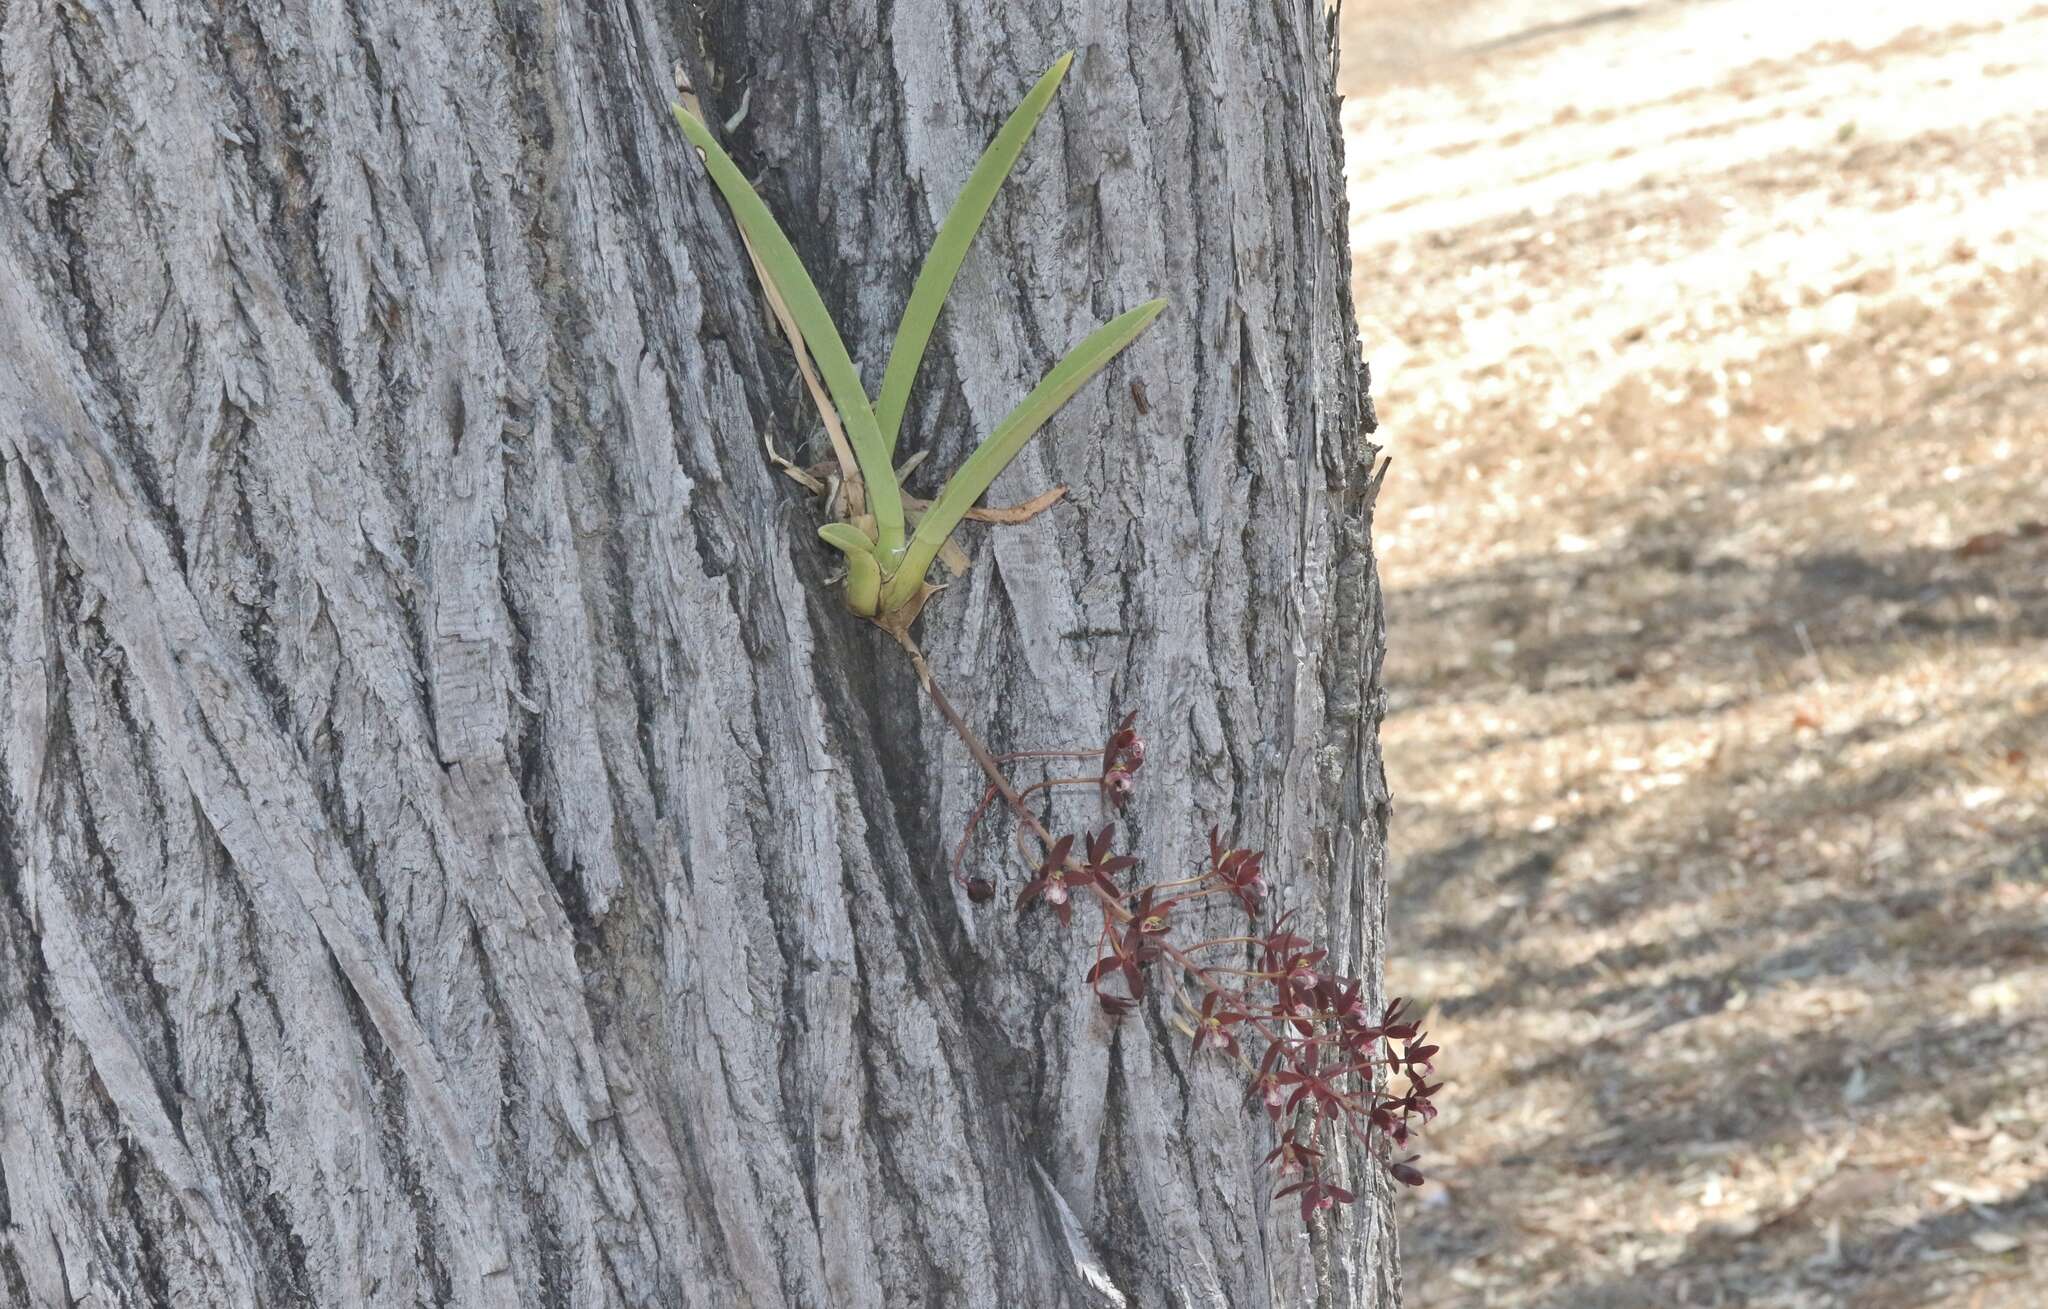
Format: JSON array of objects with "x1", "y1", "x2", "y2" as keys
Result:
[{"x1": 965, "y1": 878, "x2": 996, "y2": 904}]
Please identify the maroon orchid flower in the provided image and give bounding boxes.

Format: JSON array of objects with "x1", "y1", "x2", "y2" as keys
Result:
[
  {"x1": 1319, "y1": 977, "x2": 1369, "y2": 1025},
  {"x1": 1276, "y1": 1051, "x2": 1350, "y2": 1117},
  {"x1": 1099, "y1": 712, "x2": 1146, "y2": 809},
  {"x1": 1101, "y1": 769, "x2": 1135, "y2": 808},
  {"x1": 1090, "y1": 889, "x2": 1179, "y2": 1013},
  {"x1": 1207, "y1": 831, "x2": 1268, "y2": 915},
  {"x1": 1248, "y1": 1042, "x2": 1292, "y2": 1121},
  {"x1": 1081, "y1": 824, "x2": 1138, "y2": 890},
  {"x1": 1015, "y1": 834, "x2": 1079, "y2": 927},
  {"x1": 1191, "y1": 990, "x2": 1251, "y2": 1054},
  {"x1": 1257, "y1": 914, "x2": 1314, "y2": 974},
  {"x1": 1088, "y1": 914, "x2": 1152, "y2": 1004},
  {"x1": 1273, "y1": 992, "x2": 1317, "y2": 1039},
  {"x1": 1104, "y1": 711, "x2": 1145, "y2": 774},
  {"x1": 1368, "y1": 1103, "x2": 1404, "y2": 1143},
  {"x1": 1390, "y1": 1075, "x2": 1443, "y2": 1127},
  {"x1": 1263, "y1": 1128, "x2": 1322, "y2": 1176},
  {"x1": 1379, "y1": 997, "x2": 1422, "y2": 1043},
  {"x1": 1390, "y1": 1033, "x2": 1440, "y2": 1078},
  {"x1": 1088, "y1": 950, "x2": 1146, "y2": 1008},
  {"x1": 1273, "y1": 1176, "x2": 1355, "y2": 1224},
  {"x1": 1280, "y1": 948, "x2": 1328, "y2": 996},
  {"x1": 1125, "y1": 886, "x2": 1179, "y2": 951}
]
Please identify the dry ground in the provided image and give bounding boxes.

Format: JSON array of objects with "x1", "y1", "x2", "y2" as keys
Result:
[{"x1": 1338, "y1": 3, "x2": 2048, "y2": 1305}]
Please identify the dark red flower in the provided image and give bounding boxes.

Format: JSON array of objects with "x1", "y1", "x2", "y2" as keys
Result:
[
  {"x1": 1390, "y1": 1075, "x2": 1442, "y2": 1127},
  {"x1": 1207, "y1": 832, "x2": 1269, "y2": 915},
  {"x1": 1368, "y1": 1104, "x2": 1402, "y2": 1140},
  {"x1": 1263, "y1": 1128, "x2": 1322, "y2": 1176},
  {"x1": 1096, "y1": 711, "x2": 1146, "y2": 809},
  {"x1": 1320, "y1": 977, "x2": 1369, "y2": 1026},
  {"x1": 1257, "y1": 914, "x2": 1313, "y2": 973},
  {"x1": 1016, "y1": 834, "x2": 1079, "y2": 927},
  {"x1": 1191, "y1": 990, "x2": 1250, "y2": 1054},
  {"x1": 1102, "y1": 769, "x2": 1135, "y2": 809},
  {"x1": 1126, "y1": 886, "x2": 1180, "y2": 950},
  {"x1": 1248, "y1": 1042, "x2": 1291, "y2": 1120},
  {"x1": 1275, "y1": 1052, "x2": 1347, "y2": 1117},
  {"x1": 1277, "y1": 947, "x2": 1328, "y2": 998},
  {"x1": 1087, "y1": 948, "x2": 1146, "y2": 1006},
  {"x1": 1284, "y1": 1001, "x2": 1319, "y2": 1039},
  {"x1": 1081, "y1": 824, "x2": 1137, "y2": 889},
  {"x1": 1274, "y1": 1176, "x2": 1355, "y2": 1224},
  {"x1": 1391, "y1": 1033, "x2": 1439, "y2": 1077},
  {"x1": 1379, "y1": 998, "x2": 1421, "y2": 1043},
  {"x1": 1104, "y1": 710, "x2": 1145, "y2": 774}
]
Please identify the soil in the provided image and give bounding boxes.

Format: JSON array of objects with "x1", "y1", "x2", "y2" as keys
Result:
[{"x1": 1338, "y1": 2, "x2": 2048, "y2": 1304}]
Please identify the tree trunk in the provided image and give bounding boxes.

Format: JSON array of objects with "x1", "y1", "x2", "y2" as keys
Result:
[{"x1": 0, "y1": 1, "x2": 1391, "y2": 1305}]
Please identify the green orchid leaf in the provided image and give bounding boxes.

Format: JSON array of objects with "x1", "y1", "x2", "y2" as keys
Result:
[
  {"x1": 818, "y1": 523, "x2": 882, "y2": 616},
  {"x1": 874, "y1": 52, "x2": 1073, "y2": 459},
  {"x1": 880, "y1": 298, "x2": 1166, "y2": 611},
  {"x1": 672, "y1": 103, "x2": 905, "y2": 559}
]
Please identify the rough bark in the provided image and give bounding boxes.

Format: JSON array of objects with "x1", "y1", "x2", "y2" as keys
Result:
[{"x1": 0, "y1": 1, "x2": 1390, "y2": 1305}]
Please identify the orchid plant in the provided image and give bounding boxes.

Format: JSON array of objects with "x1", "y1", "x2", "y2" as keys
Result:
[{"x1": 673, "y1": 55, "x2": 1436, "y2": 1229}]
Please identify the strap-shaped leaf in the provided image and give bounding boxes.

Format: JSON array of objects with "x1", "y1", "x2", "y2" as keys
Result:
[
  {"x1": 818, "y1": 523, "x2": 882, "y2": 616},
  {"x1": 672, "y1": 103, "x2": 905, "y2": 559},
  {"x1": 874, "y1": 52, "x2": 1073, "y2": 458},
  {"x1": 880, "y1": 299, "x2": 1166, "y2": 611}
]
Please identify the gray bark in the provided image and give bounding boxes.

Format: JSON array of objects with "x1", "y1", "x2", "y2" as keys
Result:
[{"x1": 0, "y1": 1, "x2": 1390, "y2": 1305}]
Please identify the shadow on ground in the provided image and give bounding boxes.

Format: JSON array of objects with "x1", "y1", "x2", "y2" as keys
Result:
[{"x1": 1342, "y1": 4, "x2": 2048, "y2": 1304}]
